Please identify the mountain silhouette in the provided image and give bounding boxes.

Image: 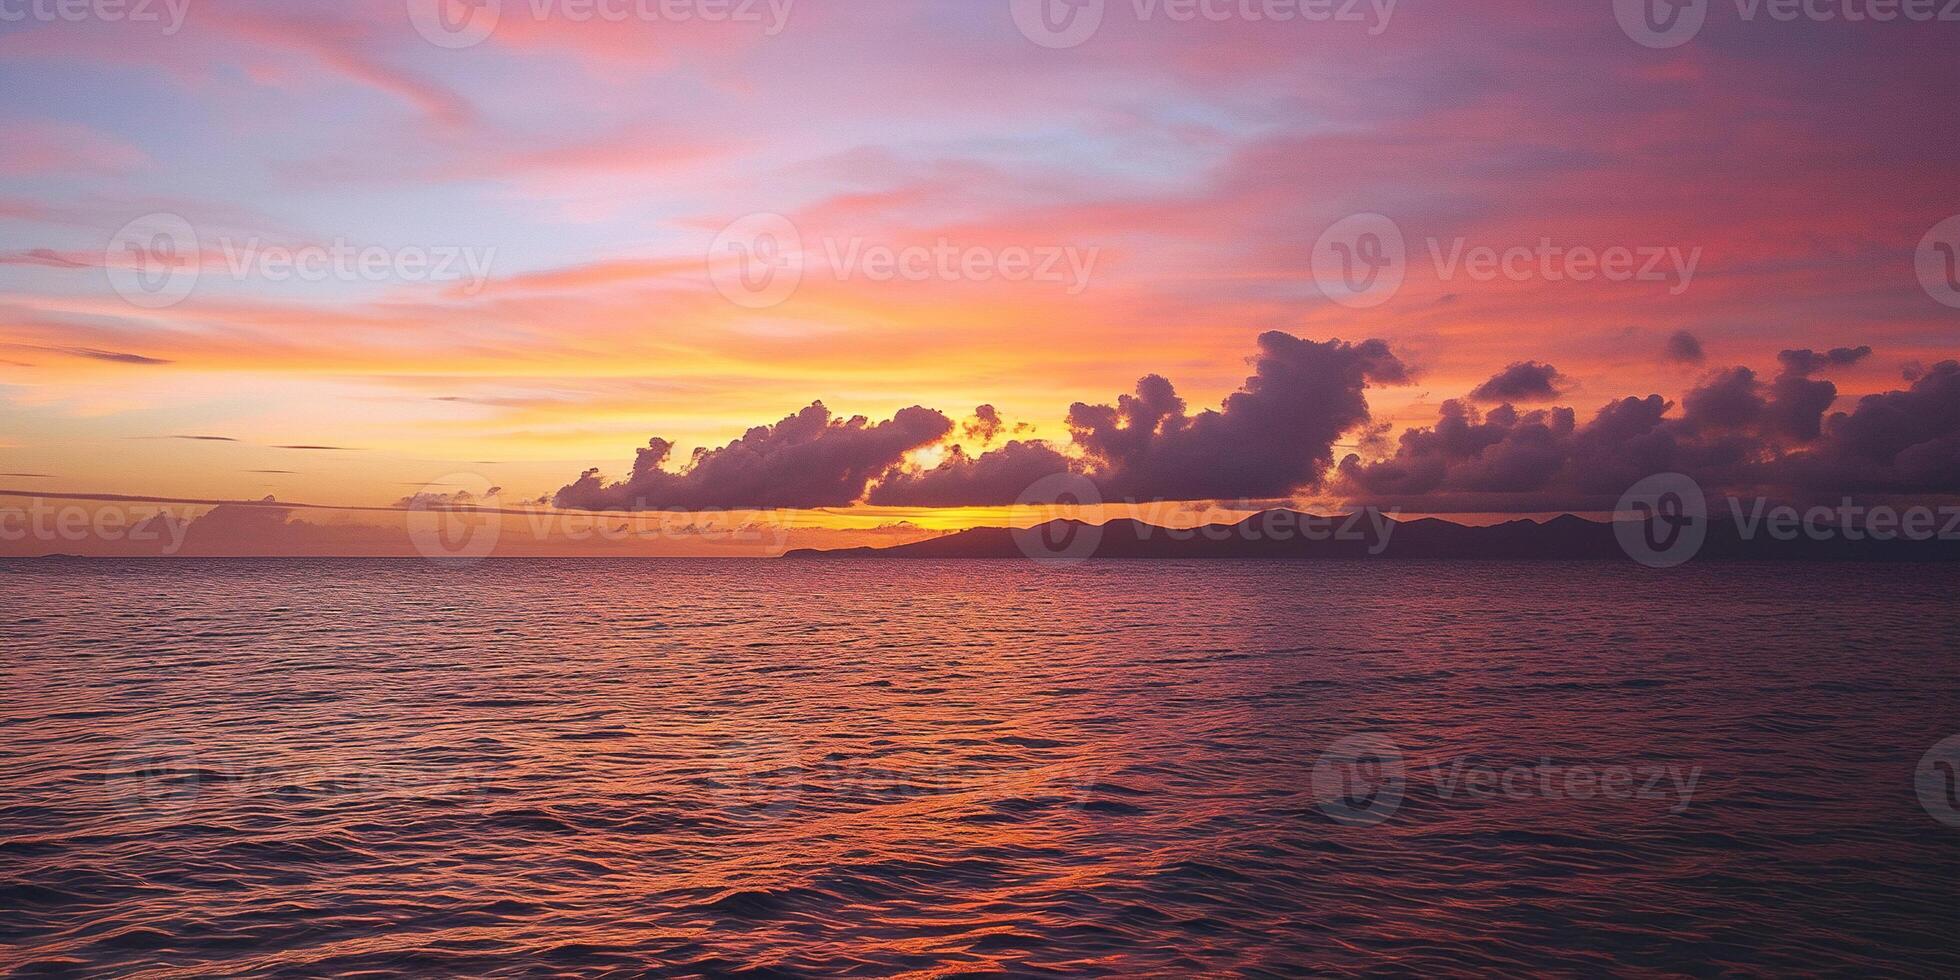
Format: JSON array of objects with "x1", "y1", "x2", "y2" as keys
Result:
[{"x1": 784, "y1": 510, "x2": 1960, "y2": 561}]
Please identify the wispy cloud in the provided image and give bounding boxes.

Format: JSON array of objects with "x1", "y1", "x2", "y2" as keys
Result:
[{"x1": 8, "y1": 345, "x2": 172, "y2": 366}]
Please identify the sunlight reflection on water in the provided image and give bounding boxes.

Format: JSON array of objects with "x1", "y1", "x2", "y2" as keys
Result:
[{"x1": 4, "y1": 558, "x2": 1960, "y2": 975}]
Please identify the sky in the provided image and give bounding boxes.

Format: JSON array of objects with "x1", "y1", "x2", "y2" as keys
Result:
[{"x1": 2, "y1": 0, "x2": 1958, "y2": 555}]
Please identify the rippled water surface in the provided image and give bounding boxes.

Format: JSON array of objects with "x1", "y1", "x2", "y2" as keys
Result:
[{"x1": 5, "y1": 559, "x2": 1960, "y2": 976}]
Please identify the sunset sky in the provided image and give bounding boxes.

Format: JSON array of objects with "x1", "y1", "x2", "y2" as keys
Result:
[{"x1": 3, "y1": 0, "x2": 1958, "y2": 554}]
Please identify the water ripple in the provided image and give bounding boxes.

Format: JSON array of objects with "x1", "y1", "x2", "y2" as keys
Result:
[{"x1": 3, "y1": 558, "x2": 1959, "y2": 975}]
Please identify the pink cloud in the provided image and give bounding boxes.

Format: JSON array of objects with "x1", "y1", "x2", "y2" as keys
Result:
[{"x1": 0, "y1": 120, "x2": 146, "y2": 177}]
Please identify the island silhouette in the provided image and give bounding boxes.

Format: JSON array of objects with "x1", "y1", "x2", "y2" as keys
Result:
[{"x1": 786, "y1": 510, "x2": 1960, "y2": 561}]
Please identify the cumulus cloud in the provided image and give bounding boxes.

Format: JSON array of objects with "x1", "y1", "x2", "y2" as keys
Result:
[
  {"x1": 1777, "y1": 345, "x2": 1871, "y2": 377},
  {"x1": 556, "y1": 333, "x2": 1404, "y2": 510},
  {"x1": 145, "y1": 502, "x2": 406, "y2": 557},
  {"x1": 398, "y1": 487, "x2": 502, "y2": 508},
  {"x1": 866, "y1": 332, "x2": 1407, "y2": 506},
  {"x1": 963, "y1": 405, "x2": 1005, "y2": 445},
  {"x1": 1065, "y1": 333, "x2": 1406, "y2": 501},
  {"x1": 1468, "y1": 361, "x2": 1568, "y2": 403},
  {"x1": 1765, "y1": 347, "x2": 1871, "y2": 442},
  {"x1": 1780, "y1": 359, "x2": 1960, "y2": 494},
  {"x1": 1338, "y1": 348, "x2": 1960, "y2": 510},
  {"x1": 1665, "y1": 331, "x2": 1706, "y2": 364},
  {"x1": 555, "y1": 401, "x2": 953, "y2": 510},
  {"x1": 1333, "y1": 401, "x2": 1581, "y2": 499}
]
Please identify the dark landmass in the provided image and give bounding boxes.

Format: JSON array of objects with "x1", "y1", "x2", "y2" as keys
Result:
[{"x1": 784, "y1": 510, "x2": 1960, "y2": 561}]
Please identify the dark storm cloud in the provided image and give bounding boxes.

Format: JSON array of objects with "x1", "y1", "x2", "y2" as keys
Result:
[
  {"x1": 1766, "y1": 347, "x2": 1871, "y2": 442},
  {"x1": 1468, "y1": 361, "x2": 1568, "y2": 404},
  {"x1": 558, "y1": 332, "x2": 1405, "y2": 510},
  {"x1": 1065, "y1": 333, "x2": 1406, "y2": 502},
  {"x1": 1665, "y1": 330, "x2": 1706, "y2": 364},
  {"x1": 542, "y1": 335, "x2": 1948, "y2": 514},
  {"x1": 1338, "y1": 348, "x2": 1960, "y2": 510},
  {"x1": 871, "y1": 332, "x2": 1407, "y2": 506},
  {"x1": 555, "y1": 401, "x2": 954, "y2": 510},
  {"x1": 1677, "y1": 367, "x2": 1766, "y2": 433},
  {"x1": 1331, "y1": 400, "x2": 1581, "y2": 499},
  {"x1": 1778, "y1": 346, "x2": 1872, "y2": 377},
  {"x1": 1779, "y1": 360, "x2": 1960, "y2": 494}
]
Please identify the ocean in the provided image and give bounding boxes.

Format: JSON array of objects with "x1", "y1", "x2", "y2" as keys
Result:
[{"x1": 5, "y1": 559, "x2": 1960, "y2": 975}]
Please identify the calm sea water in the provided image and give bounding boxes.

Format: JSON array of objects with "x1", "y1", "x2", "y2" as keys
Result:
[{"x1": 5, "y1": 559, "x2": 1960, "y2": 976}]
